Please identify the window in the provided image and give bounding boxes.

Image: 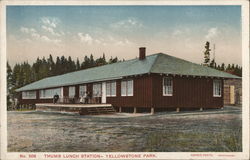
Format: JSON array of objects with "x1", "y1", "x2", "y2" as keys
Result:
[
  {"x1": 39, "y1": 88, "x2": 62, "y2": 99},
  {"x1": 106, "y1": 81, "x2": 116, "y2": 97},
  {"x1": 163, "y1": 77, "x2": 173, "y2": 96},
  {"x1": 79, "y1": 85, "x2": 87, "y2": 97},
  {"x1": 213, "y1": 80, "x2": 222, "y2": 97},
  {"x1": 121, "y1": 80, "x2": 133, "y2": 96},
  {"x1": 22, "y1": 91, "x2": 36, "y2": 99},
  {"x1": 93, "y1": 83, "x2": 102, "y2": 97},
  {"x1": 69, "y1": 86, "x2": 75, "y2": 98}
]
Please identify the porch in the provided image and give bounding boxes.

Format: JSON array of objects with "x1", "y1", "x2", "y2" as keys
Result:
[
  {"x1": 56, "y1": 97, "x2": 102, "y2": 104},
  {"x1": 36, "y1": 103, "x2": 115, "y2": 115}
]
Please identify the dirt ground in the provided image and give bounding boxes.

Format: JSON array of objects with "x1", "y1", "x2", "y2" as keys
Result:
[{"x1": 7, "y1": 106, "x2": 242, "y2": 152}]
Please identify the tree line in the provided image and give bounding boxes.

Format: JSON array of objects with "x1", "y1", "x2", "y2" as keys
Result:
[
  {"x1": 7, "y1": 53, "x2": 122, "y2": 108},
  {"x1": 203, "y1": 41, "x2": 242, "y2": 77}
]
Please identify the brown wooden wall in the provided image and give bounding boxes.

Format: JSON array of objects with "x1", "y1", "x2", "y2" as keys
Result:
[
  {"x1": 151, "y1": 74, "x2": 223, "y2": 109},
  {"x1": 19, "y1": 74, "x2": 224, "y2": 109},
  {"x1": 107, "y1": 75, "x2": 153, "y2": 108}
]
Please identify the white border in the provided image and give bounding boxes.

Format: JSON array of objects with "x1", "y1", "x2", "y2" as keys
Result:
[{"x1": 0, "y1": 0, "x2": 249, "y2": 160}]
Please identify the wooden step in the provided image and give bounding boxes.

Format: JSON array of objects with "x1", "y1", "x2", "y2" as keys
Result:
[{"x1": 79, "y1": 106, "x2": 116, "y2": 115}]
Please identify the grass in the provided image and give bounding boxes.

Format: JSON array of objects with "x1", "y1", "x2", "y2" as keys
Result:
[
  {"x1": 144, "y1": 129, "x2": 242, "y2": 152},
  {"x1": 7, "y1": 106, "x2": 242, "y2": 152}
]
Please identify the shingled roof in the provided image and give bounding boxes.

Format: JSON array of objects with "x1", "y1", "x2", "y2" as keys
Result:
[{"x1": 16, "y1": 53, "x2": 239, "y2": 92}]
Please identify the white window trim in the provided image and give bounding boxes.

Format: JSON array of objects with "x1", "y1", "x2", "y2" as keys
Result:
[
  {"x1": 163, "y1": 77, "x2": 173, "y2": 96},
  {"x1": 127, "y1": 80, "x2": 133, "y2": 96},
  {"x1": 106, "y1": 81, "x2": 116, "y2": 97},
  {"x1": 61, "y1": 87, "x2": 64, "y2": 98},
  {"x1": 93, "y1": 83, "x2": 102, "y2": 97},
  {"x1": 69, "y1": 86, "x2": 76, "y2": 98},
  {"x1": 121, "y1": 80, "x2": 133, "y2": 97},
  {"x1": 39, "y1": 88, "x2": 62, "y2": 99},
  {"x1": 22, "y1": 91, "x2": 36, "y2": 99},
  {"x1": 213, "y1": 79, "x2": 222, "y2": 97},
  {"x1": 79, "y1": 85, "x2": 87, "y2": 97}
]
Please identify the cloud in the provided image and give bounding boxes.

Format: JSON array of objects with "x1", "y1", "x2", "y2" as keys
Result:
[
  {"x1": 172, "y1": 28, "x2": 191, "y2": 37},
  {"x1": 31, "y1": 32, "x2": 40, "y2": 39},
  {"x1": 114, "y1": 39, "x2": 132, "y2": 46},
  {"x1": 77, "y1": 33, "x2": 133, "y2": 46},
  {"x1": 78, "y1": 33, "x2": 93, "y2": 45},
  {"x1": 172, "y1": 30, "x2": 182, "y2": 36},
  {"x1": 40, "y1": 17, "x2": 60, "y2": 28},
  {"x1": 20, "y1": 27, "x2": 36, "y2": 34},
  {"x1": 41, "y1": 25, "x2": 62, "y2": 36},
  {"x1": 20, "y1": 26, "x2": 61, "y2": 44},
  {"x1": 110, "y1": 17, "x2": 143, "y2": 30},
  {"x1": 40, "y1": 35, "x2": 61, "y2": 43},
  {"x1": 40, "y1": 17, "x2": 64, "y2": 37},
  {"x1": 205, "y1": 27, "x2": 219, "y2": 40}
]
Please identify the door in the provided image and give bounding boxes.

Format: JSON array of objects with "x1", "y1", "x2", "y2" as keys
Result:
[
  {"x1": 230, "y1": 85, "x2": 235, "y2": 104},
  {"x1": 102, "y1": 82, "x2": 106, "y2": 103}
]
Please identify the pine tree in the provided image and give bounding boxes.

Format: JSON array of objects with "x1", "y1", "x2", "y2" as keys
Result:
[
  {"x1": 60, "y1": 56, "x2": 67, "y2": 74},
  {"x1": 47, "y1": 54, "x2": 55, "y2": 76},
  {"x1": 89, "y1": 54, "x2": 95, "y2": 68},
  {"x1": 76, "y1": 58, "x2": 80, "y2": 70},
  {"x1": 67, "y1": 56, "x2": 76, "y2": 73},
  {"x1": 109, "y1": 56, "x2": 118, "y2": 64},
  {"x1": 203, "y1": 41, "x2": 211, "y2": 66},
  {"x1": 226, "y1": 64, "x2": 231, "y2": 71},
  {"x1": 209, "y1": 59, "x2": 215, "y2": 68},
  {"x1": 7, "y1": 62, "x2": 13, "y2": 90},
  {"x1": 81, "y1": 55, "x2": 90, "y2": 69},
  {"x1": 7, "y1": 62, "x2": 13, "y2": 108},
  {"x1": 221, "y1": 63, "x2": 225, "y2": 71},
  {"x1": 54, "y1": 56, "x2": 61, "y2": 75},
  {"x1": 22, "y1": 61, "x2": 33, "y2": 85}
]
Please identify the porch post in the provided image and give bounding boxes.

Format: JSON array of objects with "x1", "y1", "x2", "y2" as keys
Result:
[
  {"x1": 151, "y1": 107, "x2": 154, "y2": 114},
  {"x1": 176, "y1": 108, "x2": 180, "y2": 112},
  {"x1": 133, "y1": 107, "x2": 137, "y2": 114}
]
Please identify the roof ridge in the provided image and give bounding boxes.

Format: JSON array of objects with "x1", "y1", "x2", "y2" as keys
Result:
[
  {"x1": 150, "y1": 53, "x2": 240, "y2": 78},
  {"x1": 149, "y1": 53, "x2": 162, "y2": 73},
  {"x1": 161, "y1": 53, "x2": 240, "y2": 78},
  {"x1": 46, "y1": 53, "x2": 159, "y2": 78}
]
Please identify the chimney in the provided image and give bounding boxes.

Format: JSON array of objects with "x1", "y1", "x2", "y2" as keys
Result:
[{"x1": 139, "y1": 47, "x2": 146, "y2": 60}]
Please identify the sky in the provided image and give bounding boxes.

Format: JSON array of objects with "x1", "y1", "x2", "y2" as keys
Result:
[{"x1": 7, "y1": 5, "x2": 242, "y2": 67}]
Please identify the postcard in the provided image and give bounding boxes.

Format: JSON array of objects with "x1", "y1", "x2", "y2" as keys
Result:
[{"x1": 0, "y1": 0, "x2": 249, "y2": 160}]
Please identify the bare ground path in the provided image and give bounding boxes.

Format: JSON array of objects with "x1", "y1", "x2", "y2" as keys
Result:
[{"x1": 7, "y1": 106, "x2": 241, "y2": 152}]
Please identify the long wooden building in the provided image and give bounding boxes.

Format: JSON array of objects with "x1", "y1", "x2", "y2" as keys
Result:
[{"x1": 16, "y1": 48, "x2": 239, "y2": 113}]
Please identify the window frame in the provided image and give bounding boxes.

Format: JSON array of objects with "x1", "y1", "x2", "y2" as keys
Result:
[
  {"x1": 213, "y1": 79, "x2": 222, "y2": 97},
  {"x1": 121, "y1": 79, "x2": 133, "y2": 97},
  {"x1": 39, "y1": 88, "x2": 62, "y2": 99},
  {"x1": 163, "y1": 77, "x2": 173, "y2": 96},
  {"x1": 68, "y1": 86, "x2": 76, "y2": 98},
  {"x1": 106, "y1": 81, "x2": 116, "y2": 97},
  {"x1": 79, "y1": 85, "x2": 87, "y2": 97},
  {"x1": 22, "y1": 91, "x2": 36, "y2": 99},
  {"x1": 93, "y1": 83, "x2": 102, "y2": 97}
]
